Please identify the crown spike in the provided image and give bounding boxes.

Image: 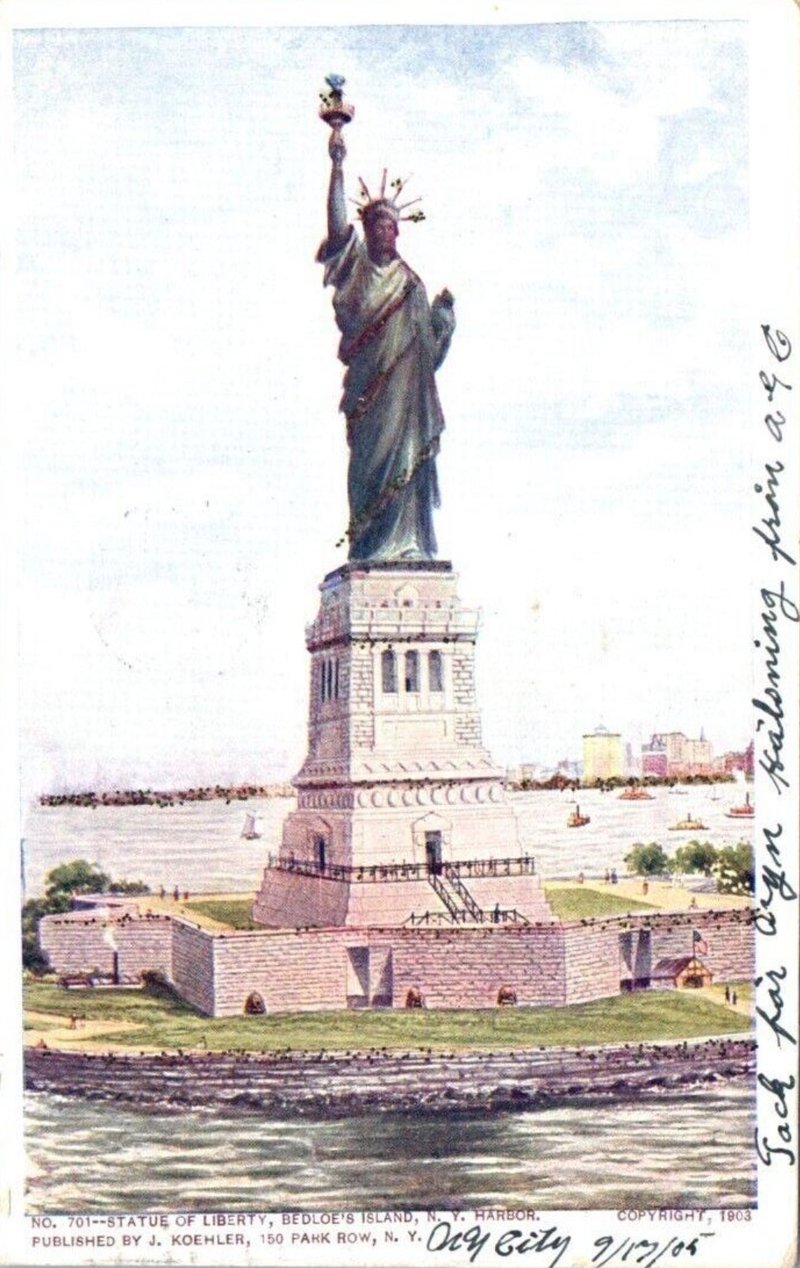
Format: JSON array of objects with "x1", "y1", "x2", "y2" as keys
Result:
[
  {"x1": 390, "y1": 175, "x2": 413, "y2": 203},
  {"x1": 357, "y1": 171, "x2": 425, "y2": 225}
]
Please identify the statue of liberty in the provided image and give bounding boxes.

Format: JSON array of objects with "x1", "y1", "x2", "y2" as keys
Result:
[{"x1": 317, "y1": 76, "x2": 456, "y2": 563}]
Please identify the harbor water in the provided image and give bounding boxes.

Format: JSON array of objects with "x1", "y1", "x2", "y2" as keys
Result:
[
  {"x1": 25, "y1": 1085, "x2": 755, "y2": 1212},
  {"x1": 21, "y1": 788, "x2": 756, "y2": 1213},
  {"x1": 21, "y1": 784, "x2": 753, "y2": 899}
]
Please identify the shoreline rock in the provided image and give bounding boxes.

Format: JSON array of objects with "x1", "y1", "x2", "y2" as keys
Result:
[{"x1": 25, "y1": 1036, "x2": 756, "y2": 1118}]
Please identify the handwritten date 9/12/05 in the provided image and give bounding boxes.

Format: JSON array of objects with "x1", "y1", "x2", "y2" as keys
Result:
[{"x1": 426, "y1": 1220, "x2": 714, "y2": 1267}]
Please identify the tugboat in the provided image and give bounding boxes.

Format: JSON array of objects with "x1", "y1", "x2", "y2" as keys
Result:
[
  {"x1": 669, "y1": 814, "x2": 708, "y2": 832},
  {"x1": 619, "y1": 787, "x2": 655, "y2": 801},
  {"x1": 725, "y1": 791, "x2": 754, "y2": 819},
  {"x1": 241, "y1": 812, "x2": 261, "y2": 840},
  {"x1": 567, "y1": 805, "x2": 591, "y2": 827}
]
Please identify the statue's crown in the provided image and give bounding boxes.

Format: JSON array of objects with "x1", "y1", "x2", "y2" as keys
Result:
[{"x1": 352, "y1": 171, "x2": 426, "y2": 224}]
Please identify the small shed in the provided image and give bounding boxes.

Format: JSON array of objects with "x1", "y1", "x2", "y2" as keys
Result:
[{"x1": 651, "y1": 956, "x2": 713, "y2": 990}]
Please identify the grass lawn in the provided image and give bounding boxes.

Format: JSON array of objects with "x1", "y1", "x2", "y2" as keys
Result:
[
  {"x1": 701, "y1": 980, "x2": 753, "y2": 1011},
  {"x1": 178, "y1": 887, "x2": 660, "y2": 931},
  {"x1": 24, "y1": 980, "x2": 752, "y2": 1054},
  {"x1": 184, "y1": 898, "x2": 259, "y2": 930},
  {"x1": 543, "y1": 885, "x2": 656, "y2": 919}
]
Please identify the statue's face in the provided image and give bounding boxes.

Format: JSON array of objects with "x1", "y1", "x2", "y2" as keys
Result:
[{"x1": 365, "y1": 214, "x2": 398, "y2": 265}]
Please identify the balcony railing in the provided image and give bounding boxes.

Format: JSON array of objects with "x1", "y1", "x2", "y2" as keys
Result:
[
  {"x1": 404, "y1": 907, "x2": 531, "y2": 927},
  {"x1": 265, "y1": 853, "x2": 536, "y2": 884}
]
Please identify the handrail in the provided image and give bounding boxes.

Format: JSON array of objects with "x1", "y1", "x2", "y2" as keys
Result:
[
  {"x1": 404, "y1": 907, "x2": 531, "y2": 927},
  {"x1": 427, "y1": 872, "x2": 462, "y2": 920},
  {"x1": 266, "y1": 853, "x2": 536, "y2": 884},
  {"x1": 441, "y1": 864, "x2": 483, "y2": 920}
]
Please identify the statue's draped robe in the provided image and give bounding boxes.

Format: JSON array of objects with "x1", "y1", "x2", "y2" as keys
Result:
[{"x1": 318, "y1": 229, "x2": 447, "y2": 562}]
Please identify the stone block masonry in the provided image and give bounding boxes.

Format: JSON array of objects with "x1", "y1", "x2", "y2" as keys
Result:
[
  {"x1": 378, "y1": 925, "x2": 566, "y2": 1011},
  {"x1": 39, "y1": 912, "x2": 173, "y2": 982},
  {"x1": 209, "y1": 924, "x2": 571, "y2": 1016},
  {"x1": 38, "y1": 907, "x2": 755, "y2": 1019},
  {"x1": 650, "y1": 916, "x2": 754, "y2": 982},
  {"x1": 25, "y1": 1037, "x2": 757, "y2": 1116},
  {"x1": 263, "y1": 562, "x2": 520, "y2": 928},
  {"x1": 172, "y1": 921, "x2": 216, "y2": 1015},
  {"x1": 252, "y1": 867, "x2": 350, "y2": 929},
  {"x1": 563, "y1": 926, "x2": 621, "y2": 1004}
]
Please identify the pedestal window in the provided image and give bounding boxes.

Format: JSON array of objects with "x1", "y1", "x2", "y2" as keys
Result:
[
  {"x1": 381, "y1": 649, "x2": 397, "y2": 692},
  {"x1": 429, "y1": 650, "x2": 444, "y2": 692},
  {"x1": 405, "y1": 650, "x2": 419, "y2": 693}
]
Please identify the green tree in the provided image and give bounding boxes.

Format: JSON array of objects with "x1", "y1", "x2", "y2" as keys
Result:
[
  {"x1": 713, "y1": 842, "x2": 754, "y2": 895},
  {"x1": 21, "y1": 897, "x2": 64, "y2": 972},
  {"x1": 108, "y1": 879, "x2": 150, "y2": 895},
  {"x1": 672, "y1": 840, "x2": 718, "y2": 876},
  {"x1": 22, "y1": 859, "x2": 150, "y2": 973},
  {"x1": 45, "y1": 859, "x2": 110, "y2": 900},
  {"x1": 625, "y1": 842, "x2": 672, "y2": 876}
]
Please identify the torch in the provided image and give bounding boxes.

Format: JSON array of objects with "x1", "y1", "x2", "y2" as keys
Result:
[{"x1": 319, "y1": 73, "x2": 354, "y2": 158}]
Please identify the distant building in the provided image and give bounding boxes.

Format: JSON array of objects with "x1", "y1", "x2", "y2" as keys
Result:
[
  {"x1": 723, "y1": 740, "x2": 754, "y2": 777},
  {"x1": 583, "y1": 726, "x2": 624, "y2": 782},
  {"x1": 641, "y1": 730, "x2": 713, "y2": 778},
  {"x1": 511, "y1": 758, "x2": 581, "y2": 786},
  {"x1": 641, "y1": 735, "x2": 668, "y2": 778}
]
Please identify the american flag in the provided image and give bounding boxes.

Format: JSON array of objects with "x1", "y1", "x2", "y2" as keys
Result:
[{"x1": 693, "y1": 929, "x2": 708, "y2": 955}]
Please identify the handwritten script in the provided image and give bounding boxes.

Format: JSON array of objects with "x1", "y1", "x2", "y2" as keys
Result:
[
  {"x1": 753, "y1": 323, "x2": 797, "y2": 1169},
  {"x1": 426, "y1": 1220, "x2": 715, "y2": 1266}
]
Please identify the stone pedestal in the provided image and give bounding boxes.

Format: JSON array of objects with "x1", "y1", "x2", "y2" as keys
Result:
[{"x1": 253, "y1": 562, "x2": 553, "y2": 928}]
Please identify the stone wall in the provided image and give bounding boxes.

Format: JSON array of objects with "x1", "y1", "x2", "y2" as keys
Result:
[
  {"x1": 253, "y1": 867, "x2": 555, "y2": 929},
  {"x1": 39, "y1": 915, "x2": 114, "y2": 976},
  {"x1": 171, "y1": 921, "x2": 216, "y2": 1015},
  {"x1": 213, "y1": 928, "x2": 349, "y2": 1015},
  {"x1": 563, "y1": 926, "x2": 621, "y2": 1004},
  {"x1": 348, "y1": 644, "x2": 374, "y2": 750},
  {"x1": 39, "y1": 913, "x2": 173, "y2": 981},
  {"x1": 343, "y1": 877, "x2": 450, "y2": 926},
  {"x1": 192, "y1": 924, "x2": 572, "y2": 1017},
  {"x1": 372, "y1": 925, "x2": 567, "y2": 1011},
  {"x1": 651, "y1": 918, "x2": 754, "y2": 982},
  {"x1": 463, "y1": 874, "x2": 555, "y2": 923},
  {"x1": 252, "y1": 867, "x2": 350, "y2": 928},
  {"x1": 25, "y1": 1037, "x2": 757, "y2": 1115},
  {"x1": 451, "y1": 646, "x2": 482, "y2": 746},
  {"x1": 38, "y1": 906, "x2": 755, "y2": 1019}
]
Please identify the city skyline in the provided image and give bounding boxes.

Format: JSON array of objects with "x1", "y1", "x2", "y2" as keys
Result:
[{"x1": 11, "y1": 21, "x2": 752, "y2": 798}]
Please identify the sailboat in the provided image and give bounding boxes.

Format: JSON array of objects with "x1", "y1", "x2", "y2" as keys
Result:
[{"x1": 241, "y1": 813, "x2": 261, "y2": 840}]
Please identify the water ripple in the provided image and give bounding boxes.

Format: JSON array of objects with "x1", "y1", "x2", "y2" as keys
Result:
[{"x1": 25, "y1": 1087, "x2": 755, "y2": 1213}]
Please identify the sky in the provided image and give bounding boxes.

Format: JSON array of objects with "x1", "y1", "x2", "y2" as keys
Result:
[{"x1": 10, "y1": 18, "x2": 754, "y2": 795}]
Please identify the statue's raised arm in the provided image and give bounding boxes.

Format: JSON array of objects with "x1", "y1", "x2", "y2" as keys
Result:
[
  {"x1": 326, "y1": 128, "x2": 349, "y2": 253},
  {"x1": 319, "y1": 74, "x2": 352, "y2": 256},
  {"x1": 317, "y1": 77, "x2": 456, "y2": 565}
]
